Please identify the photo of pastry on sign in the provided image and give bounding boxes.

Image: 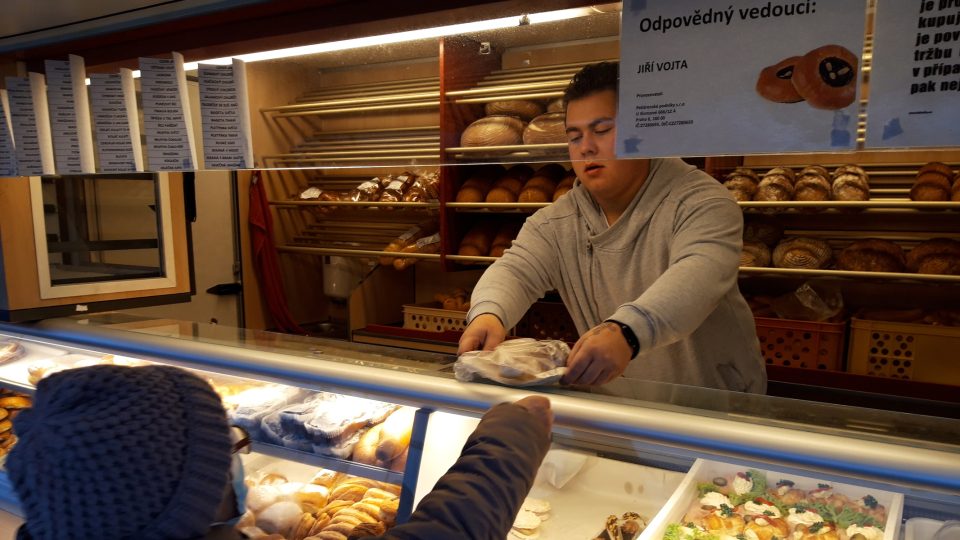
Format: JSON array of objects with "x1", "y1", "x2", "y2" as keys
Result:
[{"x1": 757, "y1": 45, "x2": 859, "y2": 110}]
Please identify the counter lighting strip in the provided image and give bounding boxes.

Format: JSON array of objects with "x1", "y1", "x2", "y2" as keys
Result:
[{"x1": 8, "y1": 321, "x2": 958, "y2": 495}]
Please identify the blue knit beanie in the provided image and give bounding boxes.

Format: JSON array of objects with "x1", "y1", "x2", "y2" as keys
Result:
[{"x1": 7, "y1": 364, "x2": 233, "y2": 540}]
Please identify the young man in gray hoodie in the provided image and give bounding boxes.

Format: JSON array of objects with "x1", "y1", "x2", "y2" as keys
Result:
[{"x1": 459, "y1": 62, "x2": 766, "y2": 394}]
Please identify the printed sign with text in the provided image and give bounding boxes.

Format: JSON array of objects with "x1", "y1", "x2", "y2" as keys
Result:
[{"x1": 618, "y1": 0, "x2": 867, "y2": 157}]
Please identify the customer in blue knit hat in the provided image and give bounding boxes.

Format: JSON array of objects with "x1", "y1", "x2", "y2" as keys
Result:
[{"x1": 7, "y1": 364, "x2": 238, "y2": 540}]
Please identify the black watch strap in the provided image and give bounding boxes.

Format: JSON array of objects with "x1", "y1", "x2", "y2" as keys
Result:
[{"x1": 605, "y1": 319, "x2": 640, "y2": 359}]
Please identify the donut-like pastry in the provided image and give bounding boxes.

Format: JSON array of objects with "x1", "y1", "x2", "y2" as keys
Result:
[
  {"x1": 756, "y1": 56, "x2": 804, "y2": 103},
  {"x1": 792, "y1": 45, "x2": 859, "y2": 110}
]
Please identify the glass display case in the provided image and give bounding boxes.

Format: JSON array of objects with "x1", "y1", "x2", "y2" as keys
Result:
[{"x1": 0, "y1": 315, "x2": 955, "y2": 539}]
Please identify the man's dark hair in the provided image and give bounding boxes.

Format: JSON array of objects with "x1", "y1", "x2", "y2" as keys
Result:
[{"x1": 563, "y1": 61, "x2": 619, "y2": 106}]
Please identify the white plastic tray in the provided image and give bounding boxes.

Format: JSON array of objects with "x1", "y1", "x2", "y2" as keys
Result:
[{"x1": 639, "y1": 459, "x2": 904, "y2": 540}]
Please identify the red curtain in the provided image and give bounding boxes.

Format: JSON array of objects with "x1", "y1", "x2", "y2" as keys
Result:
[{"x1": 248, "y1": 171, "x2": 306, "y2": 334}]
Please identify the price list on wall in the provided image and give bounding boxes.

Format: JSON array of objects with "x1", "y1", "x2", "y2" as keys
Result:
[
  {"x1": 140, "y1": 53, "x2": 197, "y2": 171},
  {"x1": 44, "y1": 56, "x2": 95, "y2": 174},
  {"x1": 90, "y1": 70, "x2": 143, "y2": 172},
  {"x1": 198, "y1": 60, "x2": 254, "y2": 169},
  {"x1": 5, "y1": 74, "x2": 54, "y2": 175},
  {"x1": 0, "y1": 91, "x2": 16, "y2": 176}
]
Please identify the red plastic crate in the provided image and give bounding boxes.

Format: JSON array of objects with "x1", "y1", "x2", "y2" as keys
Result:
[{"x1": 755, "y1": 317, "x2": 847, "y2": 371}]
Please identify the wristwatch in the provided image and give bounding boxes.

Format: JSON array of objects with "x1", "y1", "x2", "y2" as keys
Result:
[{"x1": 605, "y1": 319, "x2": 640, "y2": 360}]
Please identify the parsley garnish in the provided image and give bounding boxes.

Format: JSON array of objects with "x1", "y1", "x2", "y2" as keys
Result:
[
  {"x1": 862, "y1": 495, "x2": 878, "y2": 509},
  {"x1": 817, "y1": 483, "x2": 831, "y2": 489},
  {"x1": 810, "y1": 523, "x2": 825, "y2": 533},
  {"x1": 720, "y1": 504, "x2": 734, "y2": 517},
  {"x1": 777, "y1": 479, "x2": 795, "y2": 487},
  {"x1": 764, "y1": 510, "x2": 775, "y2": 516}
]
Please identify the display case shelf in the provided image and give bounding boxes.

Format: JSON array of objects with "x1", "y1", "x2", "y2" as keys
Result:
[
  {"x1": 738, "y1": 267, "x2": 960, "y2": 283},
  {"x1": 250, "y1": 441, "x2": 404, "y2": 485}
]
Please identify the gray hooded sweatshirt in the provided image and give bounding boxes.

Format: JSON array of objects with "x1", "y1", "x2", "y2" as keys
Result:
[{"x1": 467, "y1": 158, "x2": 766, "y2": 393}]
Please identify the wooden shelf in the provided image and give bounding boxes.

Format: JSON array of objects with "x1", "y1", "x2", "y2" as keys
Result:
[
  {"x1": 272, "y1": 200, "x2": 439, "y2": 209},
  {"x1": 738, "y1": 267, "x2": 960, "y2": 283}
]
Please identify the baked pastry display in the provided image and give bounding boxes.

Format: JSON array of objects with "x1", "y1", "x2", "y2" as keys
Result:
[
  {"x1": 593, "y1": 511, "x2": 648, "y2": 540},
  {"x1": 523, "y1": 112, "x2": 566, "y2": 144},
  {"x1": 741, "y1": 241, "x2": 772, "y2": 268},
  {"x1": 0, "y1": 340, "x2": 24, "y2": 365},
  {"x1": 791, "y1": 45, "x2": 859, "y2": 110},
  {"x1": 837, "y1": 239, "x2": 906, "y2": 273},
  {"x1": 773, "y1": 238, "x2": 833, "y2": 269},
  {"x1": 905, "y1": 238, "x2": 960, "y2": 275},
  {"x1": 756, "y1": 56, "x2": 805, "y2": 103},
  {"x1": 667, "y1": 469, "x2": 888, "y2": 540},
  {"x1": 0, "y1": 389, "x2": 31, "y2": 460},
  {"x1": 952, "y1": 174, "x2": 960, "y2": 201},
  {"x1": 460, "y1": 115, "x2": 525, "y2": 147},
  {"x1": 553, "y1": 172, "x2": 576, "y2": 201},
  {"x1": 546, "y1": 97, "x2": 564, "y2": 113},
  {"x1": 485, "y1": 100, "x2": 545, "y2": 122},
  {"x1": 743, "y1": 218, "x2": 783, "y2": 247},
  {"x1": 241, "y1": 469, "x2": 400, "y2": 540},
  {"x1": 723, "y1": 167, "x2": 760, "y2": 202},
  {"x1": 25, "y1": 353, "x2": 146, "y2": 385},
  {"x1": 918, "y1": 161, "x2": 954, "y2": 179}
]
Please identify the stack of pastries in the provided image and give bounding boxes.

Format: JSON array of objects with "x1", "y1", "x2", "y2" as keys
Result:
[
  {"x1": 239, "y1": 469, "x2": 400, "y2": 540},
  {"x1": 665, "y1": 469, "x2": 888, "y2": 540},
  {"x1": 0, "y1": 390, "x2": 31, "y2": 459},
  {"x1": 721, "y1": 165, "x2": 871, "y2": 206}
]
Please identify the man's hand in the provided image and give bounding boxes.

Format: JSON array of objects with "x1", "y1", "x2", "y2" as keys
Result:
[
  {"x1": 513, "y1": 395, "x2": 553, "y2": 432},
  {"x1": 560, "y1": 321, "x2": 633, "y2": 386},
  {"x1": 457, "y1": 313, "x2": 507, "y2": 354}
]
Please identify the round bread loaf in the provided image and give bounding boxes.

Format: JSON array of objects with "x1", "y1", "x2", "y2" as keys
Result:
[
  {"x1": 918, "y1": 161, "x2": 954, "y2": 178},
  {"x1": 485, "y1": 100, "x2": 544, "y2": 121},
  {"x1": 837, "y1": 239, "x2": 906, "y2": 272},
  {"x1": 546, "y1": 98, "x2": 564, "y2": 113},
  {"x1": 910, "y1": 171, "x2": 952, "y2": 201},
  {"x1": 765, "y1": 166, "x2": 796, "y2": 183},
  {"x1": 485, "y1": 186, "x2": 517, "y2": 203},
  {"x1": 833, "y1": 164, "x2": 867, "y2": 180},
  {"x1": 953, "y1": 174, "x2": 960, "y2": 201},
  {"x1": 503, "y1": 164, "x2": 535, "y2": 183},
  {"x1": 492, "y1": 176, "x2": 523, "y2": 195},
  {"x1": 832, "y1": 172, "x2": 870, "y2": 201},
  {"x1": 553, "y1": 184, "x2": 573, "y2": 201},
  {"x1": 518, "y1": 187, "x2": 551, "y2": 203},
  {"x1": 741, "y1": 241, "x2": 772, "y2": 267},
  {"x1": 455, "y1": 185, "x2": 485, "y2": 203},
  {"x1": 723, "y1": 173, "x2": 759, "y2": 201},
  {"x1": 800, "y1": 165, "x2": 831, "y2": 180},
  {"x1": 524, "y1": 175, "x2": 557, "y2": 195},
  {"x1": 905, "y1": 238, "x2": 960, "y2": 275},
  {"x1": 754, "y1": 173, "x2": 794, "y2": 201},
  {"x1": 523, "y1": 112, "x2": 566, "y2": 145},
  {"x1": 772, "y1": 237, "x2": 833, "y2": 269},
  {"x1": 535, "y1": 163, "x2": 567, "y2": 181},
  {"x1": 743, "y1": 219, "x2": 783, "y2": 246},
  {"x1": 794, "y1": 171, "x2": 831, "y2": 202},
  {"x1": 726, "y1": 167, "x2": 760, "y2": 183},
  {"x1": 460, "y1": 116, "x2": 524, "y2": 147}
]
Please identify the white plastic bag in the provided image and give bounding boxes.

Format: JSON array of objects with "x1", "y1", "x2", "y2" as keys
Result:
[{"x1": 454, "y1": 338, "x2": 569, "y2": 387}]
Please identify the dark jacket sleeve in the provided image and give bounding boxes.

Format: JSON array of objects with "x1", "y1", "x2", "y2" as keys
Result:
[{"x1": 365, "y1": 402, "x2": 551, "y2": 540}]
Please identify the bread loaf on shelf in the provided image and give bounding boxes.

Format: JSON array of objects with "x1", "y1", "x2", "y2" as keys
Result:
[
  {"x1": 743, "y1": 218, "x2": 783, "y2": 246},
  {"x1": 831, "y1": 165, "x2": 870, "y2": 202},
  {"x1": 794, "y1": 167, "x2": 832, "y2": 202},
  {"x1": 911, "y1": 171, "x2": 953, "y2": 201},
  {"x1": 837, "y1": 239, "x2": 906, "y2": 272},
  {"x1": 741, "y1": 241, "x2": 772, "y2": 267},
  {"x1": 953, "y1": 174, "x2": 960, "y2": 201},
  {"x1": 523, "y1": 112, "x2": 566, "y2": 144},
  {"x1": 772, "y1": 237, "x2": 833, "y2": 269},
  {"x1": 918, "y1": 161, "x2": 954, "y2": 178},
  {"x1": 460, "y1": 115, "x2": 524, "y2": 147},
  {"x1": 485, "y1": 99, "x2": 544, "y2": 121},
  {"x1": 553, "y1": 173, "x2": 576, "y2": 201},
  {"x1": 753, "y1": 172, "x2": 794, "y2": 201},
  {"x1": 905, "y1": 238, "x2": 960, "y2": 275},
  {"x1": 723, "y1": 167, "x2": 760, "y2": 202}
]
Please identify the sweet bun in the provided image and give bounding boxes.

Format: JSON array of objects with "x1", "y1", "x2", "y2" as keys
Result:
[
  {"x1": 756, "y1": 56, "x2": 805, "y2": 103},
  {"x1": 773, "y1": 237, "x2": 833, "y2": 269},
  {"x1": 837, "y1": 239, "x2": 906, "y2": 272},
  {"x1": 518, "y1": 187, "x2": 551, "y2": 203},
  {"x1": 486, "y1": 186, "x2": 518, "y2": 203},
  {"x1": 375, "y1": 407, "x2": 415, "y2": 462},
  {"x1": 352, "y1": 424, "x2": 382, "y2": 465},
  {"x1": 485, "y1": 100, "x2": 544, "y2": 121},
  {"x1": 460, "y1": 116, "x2": 524, "y2": 147},
  {"x1": 741, "y1": 241, "x2": 772, "y2": 267},
  {"x1": 349, "y1": 522, "x2": 388, "y2": 538},
  {"x1": 311, "y1": 470, "x2": 344, "y2": 488},
  {"x1": 905, "y1": 238, "x2": 960, "y2": 275},
  {"x1": 792, "y1": 45, "x2": 859, "y2": 110},
  {"x1": 911, "y1": 171, "x2": 952, "y2": 201},
  {"x1": 455, "y1": 185, "x2": 485, "y2": 203},
  {"x1": 523, "y1": 112, "x2": 566, "y2": 144}
]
